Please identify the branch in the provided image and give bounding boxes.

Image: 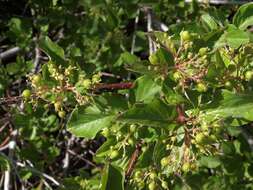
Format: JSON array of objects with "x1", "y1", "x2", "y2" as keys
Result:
[
  {"x1": 67, "y1": 149, "x2": 97, "y2": 168},
  {"x1": 33, "y1": 45, "x2": 41, "y2": 74},
  {"x1": 16, "y1": 162, "x2": 60, "y2": 186},
  {"x1": 146, "y1": 7, "x2": 156, "y2": 55},
  {"x1": 176, "y1": 105, "x2": 187, "y2": 124},
  {"x1": 62, "y1": 135, "x2": 74, "y2": 175},
  {"x1": 100, "y1": 72, "x2": 121, "y2": 79},
  {"x1": 0, "y1": 47, "x2": 21, "y2": 62},
  {"x1": 131, "y1": 9, "x2": 140, "y2": 55},
  {"x1": 0, "y1": 82, "x2": 134, "y2": 105},
  {"x1": 4, "y1": 129, "x2": 17, "y2": 190},
  {"x1": 94, "y1": 82, "x2": 134, "y2": 91},
  {"x1": 125, "y1": 142, "x2": 143, "y2": 180},
  {"x1": 127, "y1": 8, "x2": 140, "y2": 97},
  {"x1": 0, "y1": 96, "x2": 22, "y2": 105}
]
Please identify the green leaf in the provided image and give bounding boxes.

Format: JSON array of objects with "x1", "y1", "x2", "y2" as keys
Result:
[
  {"x1": 8, "y1": 18, "x2": 32, "y2": 46},
  {"x1": 52, "y1": 0, "x2": 58, "y2": 6},
  {"x1": 6, "y1": 62, "x2": 22, "y2": 75},
  {"x1": 201, "y1": 14, "x2": 218, "y2": 30},
  {"x1": 221, "y1": 142, "x2": 235, "y2": 155},
  {"x1": 39, "y1": 36, "x2": 65, "y2": 64},
  {"x1": 125, "y1": 60, "x2": 156, "y2": 75},
  {"x1": 226, "y1": 27, "x2": 249, "y2": 49},
  {"x1": 0, "y1": 154, "x2": 10, "y2": 171},
  {"x1": 19, "y1": 168, "x2": 33, "y2": 180},
  {"x1": 94, "y1": 138, "x2": 116, "y2": 162},
  {"x1": 9, "y1": 18, "x2": 24, "y2": 36},
  {"x1": 118, "y1": 99, "x2": 176, "y2": 128},
  {"x1": 67, "y1": 107, "x2": 115, "y2": 139},
  {"x1": 163, "y1": 85, "x2": 185, "y2": 105},
  {"x1": 199, "y1": 156, "x2": 220, "y2": 168},
  {"x1": 134, "y1": 75, "x2": 162, "y2": 103},
  {"x1": 221, "y1": 155, "x2": 244, "y2": 175},
  {"x1": 149, "y1": 48, "x2": 174, "y2": 65},
  {"x1": 219, "y1": 49, "x2": 232, "y2": 68},
  {"x1": 233, "y1": 2, "x2": 253, "y2": 30},
  {"x1": 201, "y1": 90, "x2": 253, "y2": 123},
  {"x1": 97, "y1": 94, "x2": 129, "y2": 112},
  {"x1": 101, "y1": 164, "x2": 124, "y2": 190},
  {"x1": 214, "y1": 32, "x2": 227, "y2": 49},
  {"x1": 153, "y1": 140, "x2": 167, "y2": 167},
  {"x1": 215, "y1": 25, "x2": 250, "y2": 49},
  {"x1": 137, "y1": 144, "x2": 155, "y2": 168},
  {"x1": 152, "y1": 31, "x2": 176, "y2": 54},
  {"x1": 116, "y1": 52, "x2": 140, "y2": 66}
]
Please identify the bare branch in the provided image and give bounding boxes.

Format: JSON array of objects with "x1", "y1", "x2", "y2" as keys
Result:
[
  {"x1": 63, "y1": 135, "x2": 74, "y2": 175},
  {"x1": 0, "y1": 47, "x2": 21, "y2": 62},
  {"x1": 67, "y1": 150, "x2": 97, "y2": 167},
  {"x1": 131, "y1": 9, "x2": 140, "y2": 55},
  {"x1": 94, "y1": 82, "x2": 134, "y2": 91},
  {"x1": 33, "y1": 45, "x2": 41, "y2": 74},
  {"x1": 16, "y1": 162, "x2": 60, "y2": 186},
  {"x1": 100, "y1": 72, "x2": 121, "y2": 79},
  {"x1": 4, "y1": 130, "x2": 17, "y2": 190},
  {"x1": 145, "y1": 7, "x2": 157, "y2": 55}
]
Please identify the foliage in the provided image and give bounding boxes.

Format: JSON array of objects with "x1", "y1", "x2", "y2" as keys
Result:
[{"x1": 1, "y1": 0, "x2": 253, "y2": 190}]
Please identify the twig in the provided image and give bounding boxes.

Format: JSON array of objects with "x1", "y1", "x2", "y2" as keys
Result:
[
  {"x1": 33, "y1": 45, "x2": 41, "y2": 74},
  {"x1": 63, "y1": 135, "x2": 74, "y2": 175},
  {"x1": 0, "y1": 96, "x2": 22, "y2": 105},
  {"x1": 131, "y1": 9, "x2": 140, "y2": 55},
  {"x1": 0, "y1": 82, "x2": 134, "y2": 105},
  {"x1": 16, "y1": 162, "x2": 60, "y2": 186},
  {"x1": 100, "y1": 72, "x2": 121, "y2": 79},
  {"x1": 0, "y1": 135, "x2": 10, "y2": 149},
  {"x1": 146, "y1": 7, "x2": 156, "y2": 55},
  {"x1": 3, "y1": 163, "x2": 10, "y2": 190},
  {"x1": 94, "y1": 82, "x2": 134, "y2": 91},
  {"x1": 42, "y1": 179, "x2": 53, "y2": 190},
  {"x1": 67, "y1": 149, "x2": 97, "y2": 168},
  {"x1": 41, "y1": 173, "x2": 59, "y2": 187},
  {"x1": 4, "y1": 130, "x2": 17, "y2": 190},
  {"x1": 0, "y1": 47, "x2": 21, "y2": 62},
  {"x1": 0, "y1": 174, "x2": 4, "y2": 189},
  {"x1": 125, "y1": 142, "x2": 143, "y2": 180},
  {"x1": 176, "y1": 105, "x2": 187, "y2": 124},
  {"x1": 0, "y1": 122, "x2": 9, "y2": 133},
  {"x1": 152, "y1": 18, "x2": 169, "y2": 32},
  {"x1": 88, "y1": 149, "x2": 95, "y2": 156}
]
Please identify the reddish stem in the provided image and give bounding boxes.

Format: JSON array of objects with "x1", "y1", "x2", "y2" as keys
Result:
[
  {"x1": 125, "y1": 141, "x2": 144, "y2": 185},
  {"x1": 176, "y1": 105, "x2": 187, "y2": 124},
  {"x1": 94, "y1": 82, "x2": 134, "y2": 90},
  {"x1": 0, "y1": 82, "x2": 134, "y2": 105}
]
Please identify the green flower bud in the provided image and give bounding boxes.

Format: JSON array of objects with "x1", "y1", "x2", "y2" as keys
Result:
[
  {"x1": 22, "y1": 89, "x2": 31, "y2": 100},
  {"x1": 58, "y1": 110, "x2": 66, "y2": 118},
  {"x1": 180, "y1": 31, "x2": 191, "y2": 42},
  {"x1": 110, "y1": 150, "x2": 119, "y2": 159}
]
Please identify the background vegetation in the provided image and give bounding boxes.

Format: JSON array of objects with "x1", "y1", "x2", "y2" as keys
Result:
[{"x1": 1, "y1": 0, "x2": 253, "y2": 189}]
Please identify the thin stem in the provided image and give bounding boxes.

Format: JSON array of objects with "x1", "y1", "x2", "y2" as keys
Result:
[
  {"x1": 33, "y1": 44, "x2": 41, "y2": 74},
  {"x1": 4, "y1": 130, "x2": 17, "y2": 190},
  {"x1": 94, "y1": 82, "x2": 134, "y2": 91},
  {"x1": 131, "y1": 9, "x2": 140, "y2": 55},
  {"x1": 146, "y1": 7, "x2": 156, "y2": 55}
]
